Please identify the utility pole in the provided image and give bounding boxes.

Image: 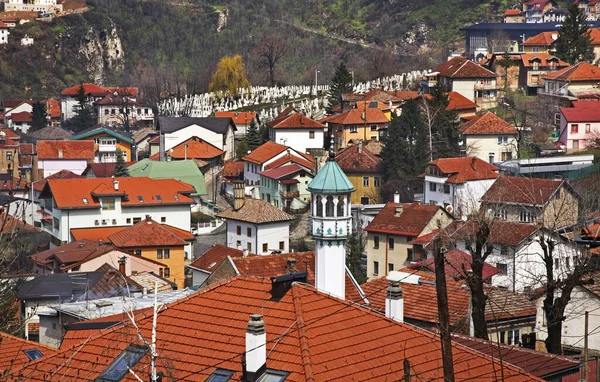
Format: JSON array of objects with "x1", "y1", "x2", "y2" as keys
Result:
[
  {"x1": 584, "y1": 311, "x2": 589, "y2": 381},
  {"x1": 433, "y1": 237, "x2": 455, "y2": 382}
]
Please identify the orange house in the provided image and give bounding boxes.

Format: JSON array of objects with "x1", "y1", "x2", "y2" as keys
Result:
[
  {"x1": 321, "y1": 108, "x2": 389, "y2": 151},
  {"x1": 69, "y1": 127, "x2": 134, "y2": 163}
]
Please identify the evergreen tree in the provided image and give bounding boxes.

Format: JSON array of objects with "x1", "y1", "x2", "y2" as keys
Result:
[
  {"x1": 246, "y1": 118, "x2": 262, "y2": 150},
  {"x1": 328, "y1": 62, "x2": 353, "y2": 112},
  {"x1": 64, "y1": 84, "x2": 97, "y2": 132},
  {"x1": 497, "y1": 50, "x2": 515, "y2": 93},
  {"x1": 425, "y1": 86, "x2": 460, "y2": 159},
  {"x1": 555, "y1": 4, "x2": 594, "y2": 64},
  {"x1": 114, "y1": 149, "x2": 130, "y2": 177},
  {"x1": 346, "y1": 232, "x2": 366, "y2": 284},
  {"x1": 30, "y1": 101, "x2": 48, "y2": 131},
  {"x1": 236, "y1": 139, "x2": 249, "y2": 160}
]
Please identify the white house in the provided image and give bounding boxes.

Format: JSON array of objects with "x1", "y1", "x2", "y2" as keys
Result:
[
  {"x1": 4, "y1": 0, "x2": 63, "y2": 12},
  {"x1": 94, "y1": 93, "x2": 153, "y2": 127},
  {"x1": 158, "y1": 116, "x2": 236, "y2": 160},
  {"x1": 267, "y1": 113, "x2": 326, "y2": 154},
  {"x1": 559, "y1": 104, "x2": 600, "y2": 151},
  {"x1": 541, "y1": 62, "x2": 600, "y2": 102},
  {"x1": 459, "y1": 112, "x2": 518, "y2": 163},
  {"x1": 422, "y1": 157, "x2": 499, "y2": 216},
  {"x1": 216, "y1": 182, "x2": 295, "y2": 254},
  {"x1": 0, "y1": 21, "x2": 9, "y2": 44},
  {"x1": 214, "y1": 111, "x2": 257, "y2": 137},
  {"x1": 60, "y1": 84, "x2": 114, "y2": 121},
  {"x1": 258, "y1": 163, "x2": 313, "y2": 211},
  {"x1": 36, "y1": 140, "x2": 95, "y2": 177},
  {"x1": 37, "y1": 176, "x2": 195, "y2": 246},
  {"x1": 187, "y1": 244, "x2": 243, "y2": 287}
]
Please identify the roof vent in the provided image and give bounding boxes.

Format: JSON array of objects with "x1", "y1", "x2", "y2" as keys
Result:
[
  {"x1": 78, "y1": 242, "x2": 85, "y2": 248},
  {"x1": 270, "y1": 271, "x2": 308, "y2": 300}
]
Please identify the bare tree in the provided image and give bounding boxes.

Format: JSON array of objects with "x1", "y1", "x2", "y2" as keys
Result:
[{"x1": 251, "y1": 35, "x2": 288, "y2": 87}]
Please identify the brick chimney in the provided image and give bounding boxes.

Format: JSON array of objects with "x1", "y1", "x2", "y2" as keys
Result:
[
  {"x1": 385, "y1": 281, "x2": 404, "y2": 322},
  {"x1": 233, "y1": 180, "x2": 245, "y2": 211},
  {"x1": 245, "y1": 314, "x2": 266, "y2": 378},
  {"x1": 286, "y1": 258, "x2": 297, "y2": 273},
  {"x1": 118, "y1": 256, "x2": 127, "y2": 275}
]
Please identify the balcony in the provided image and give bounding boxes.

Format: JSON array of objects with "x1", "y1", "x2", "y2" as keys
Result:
[
  {"x1": 474, "y1": 83, "x2": 498, "y2": 90},
  {"x1": 98, "y1": 144, "x2": 117, "y2": 152},
  {"x1": 280, "y1": 191, "x2": 300, "y2": 199}
]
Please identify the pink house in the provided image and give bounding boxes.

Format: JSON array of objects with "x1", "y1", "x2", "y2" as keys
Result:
[{"x1": 559, "y1": 101, "x2": 600, "y2": 150}]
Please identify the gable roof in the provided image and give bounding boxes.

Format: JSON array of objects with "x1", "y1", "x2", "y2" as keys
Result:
[
  {"x1": 321, "y1": 108, "x2": 389, "y2": 125},
  {"x1": 0, "y1": 332, "x2": 56, "y2": 374},
  {"x1": 504, "y1": 9, "x2": 522, "y2": 15},
  {"x1": 8, "y1": 111, "x2": 31, "y2": 123},
  {"x1": 263, "y1": 152, "x2": 315, "y2": 171},
  {"x1": 543, "y1": 62, "x2": 600, "y2": 81},
  {"x1": 561, "y1": 107, "x2": 600, "y2": 122},
  {"x1": 13, "y1": 276, "x2": 542, "y2": 381},
  {"x1": 267, "y1": 113, "x2": 326, "y2": 129},
  {"x1": 222, "y1": 160, "x2": 244, "y2": 179},
  {"x1": 216, "y1": 198, "x2": 295, "y2": 224},
  {"x1": 108, "y1": 216, "x2": 193, "y2": 248},
  {"x1": 80, "y1": 162, "x2": 135, "y2": 178},
  {"x1": 522, "y1": 31, "x2": 557, "y2": 46},
  {"x1": 61, "y1": 83, "x2": 108, "y2": 97},
  {"x1": 459, "y1": 112, "x2": 518, "y2": 135},
  {"x1": 446, "y1": 91, "x2": 478, "y2": 111},
  {"x1": 450, "y1": 220, "x2": 539, "y2": 246},
  {"x1": 69, "y1": 127, "x2": 134, "y2": 145},
  {"x1": 428, "y1": 157, "x2": 499, "y2": 184},
  {"x1": 158, "y1": 116, "x2": 235, "y2": 134},
  {"x1": 335, "y1": 144, "x2": 382, "y2": 173},
  {"x1": 127, "y1": 159, "x2": 206, "y2": 195},
  {"x1": 520, "y1": 53, "x2": 568, "y2": 68},
  {"x1": 37, "y1": 140, "x2": 94, "y2": 160},
  {"x1": 32, "y1": 170, "x2": 82, "y2": 192},
  {"x1": 365, "y1": 202, "x2": 445, "y2": 236},
  {"x1": 30, "y1": 239, "x2": 123, "y2": 270},
  {"x1": 407, "y1": 249, "x2": 500, "y2": 280},
  {"x1": 258, "y1": 163, "x2": 305, "y2": 180},
  {"x1": 70, "y1": 226, "x2": 129, "y2": 242},
  {"x1": 168, "y1": 136, "x2": 223, "y2": 160},
  {"x1": 242, "y1": 141, "x2": 288, "y2": 165},
  {"x1": 433, "y1": 57, "x2": 496, "y2": 79},
  {"x1": 42, "y1": 177, "x2": 195, "y2": 209},
  {"x1": 189, "y1": 244, "x2": 244, "y2": 272},
  {"x1": 481, "y1": 176, "x2": 565, "y2": 206},
  {"x1": 214, "y1": 111, "x2": 256, "y2": 126}
]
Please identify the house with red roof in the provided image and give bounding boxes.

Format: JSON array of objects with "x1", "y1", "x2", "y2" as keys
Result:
[
  {"x1": 3, "y1": 99, "x2": 32, "y2": 132},
  {"x1": 320, "y1": 107, "x2": 389, "y2": 151},
  {"x1": 364, "y1": 201, "x2": 453, "y2": 280},
  {"x1": 459, "y1": 112, "x2": 519, "y2": 163},
  {"x1": 542, "y1": 62, "x2": 600, "y2": 101},
  {"x1": 36, "y1": 140, "x2": 95, "y2": 178},
  {"x1": 214, "y1": 111, "x2": 258, "y2": 137},
  {"x1": 267, "y1": 112, "x2": 326, "y2": 154},
  {"x1": 187, "y1": 244, "x2": 244, "y2": 286},
  {"x1": 504, "y1": 9, "x2": 524, "y2": 22},
  {"x1": 560, "y1": 101, "x2": 600, "y2": 151},
  {"x1": 523, "y1": 0, "x2": 557, "y2": 23},
  {"x1": 335, "y1": 141, "x2": 383, "y2": 204},
  {"x1": 522, "y1": 31, "x2": 558, "y2": 53},
  {"x1": 423, "y1": 157, "x2": 499, "y2": 216},
  {"x1": 518, "y1": 52, "x2": 569, "y2": 95},
  {"x1": 0, "y1": 332, "x2": 56, "y2": 375},
  {"x1": 423, "y1": 56, "x2": 498, "y2": 110},
  {"x1": 94, "y1": 92, "x2": 153, "y2": 128},
  {"x1": 60, "y1": 84, "x2": 139, "y2": 121},
  {"x1": 258, "y1": 163, "x2": 313, "y2": 211}
]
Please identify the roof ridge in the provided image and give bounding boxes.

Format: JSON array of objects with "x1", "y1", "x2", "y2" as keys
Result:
[{"x1": 291, "y1": 285, "x2": 315, "y2": 381}]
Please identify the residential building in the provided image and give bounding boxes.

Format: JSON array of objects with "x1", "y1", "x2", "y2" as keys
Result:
[
  {"x1": 523, "y1": 0, "x2": 556, "y2": 23},
  {"x1": 214, "y1": 111, "x2": 258, "y2": 137},
  {"x1": 423, "y1": 57, "x2": 498, "y2": 109},
  {"x1": 127, "y1": 159, "x2": 206, "y2": 199},
  {"x1": 518, "y1": 53, "x2": 568, "y2": 95},
  {"x1": 94, "y1": 92, "x2": 153, "y2": 128},
  {"x1": 335, "y1": 141, "x2": 383, "y2": 205},
  {"x1": 541, "y1": 62, "x2": 600, "y2": 108},
  {"x1": 37, "y1": 177, "x2": 195, "y2": 246},
  {"x1": 459, "y1": 112, "x2": 519, "y2": 163},
  {"x1": 69, "y1": 127, "x2": 134, "y2": 163},
  {"x1": 187, "y1": 244, "x2": 243, "y2": 286},
  {"x1": 480, "y1": 52, "x2": 522, "y2": 92},
  {"x1": 0, "y1": 128, "x2": 20, "y2": 175},
  {"x1": 497, "y1": 154, "x2": 595, "y2": 178},
  {"x1": 157, "y1": 116, "x2": 236, "y2": 160},
  {"x1": 364, "y1": 201, "x2": 453, "y2": 280},
  {"x1": 60, "y1": 84, "x2": 139, "y2": 121},
  {"x1": 6, "y1": 111, "x2": 32, "y2": 133},
  {"x1": 480, "y1": 175, "x2": 580, "y2": 229},
  {"x1": 258, "y1": 164, "x2": 312, "y2": 211},
  {"x1": 216, "y1": 182, "x2": 295, "y2": 254},
  {"x1": 423, "y1": 157, "x2": 500, "y2": 216},
  {"x1": 0, "y1": 21, "x2": 9, "y2": 44},
  {"x1": 559, "y1": 104, "x2": 600, "y2": 151},
  {"x1": 542, "y1": 7, "x2": 568, "y2": 22},
  {"x1": 3, "y1": 0, "x2": 63, "y2": 12},
  {"x1": 13, "y1": 275, "x2": 543, "y2": 381},
  {"x1": 27, "y1": 126, "x2": 72, "y2": 142},
  {"x1": 131, "y1": 127, "x2": 157, "y2": 159},
  {"x1": 157, "y1": 136, "x2": 223, "y2": 176},
  {"x1": 80, "y1": 162, "x2": 134, "y2": 178},
  {"x1": 590, "y1": 28, "x2": 600, "y2": 63},
  {"x1": 577, "y1": 0, "x2": 600, "y2": 21},
  {"x1": 504, "y1": 9, "x2": 524, "y2": 23},
  {"x1": 407, "y1": 248, "x2": 500, "y2": 282},
  {"x1": 220, "y1": 160, "x2": 244, "y2": 195},
  {"x1": 521, "y1": 31, "x2": 558, "y2": 53},
  {"x1": 444, "y1": 91, "x2": 479, "y2": 120},
  {"x1": 36, "y1": 140, "x2": 94, "y2": 178},
  {"x1": 321, "y1": 108, "x2": 389, "y2": 150},
  {"x1": 268, "y1": 112, "x2": 326, "y2": 154}
]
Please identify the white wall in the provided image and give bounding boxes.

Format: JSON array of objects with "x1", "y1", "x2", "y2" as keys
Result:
[
  {"x1": 163, "y1": 124, "x2": 235, "y2": 160},
  {"x1": 190, "y1": 268, "x2": 210, "y2": 287},
  {"x1": 271, "y1": 128, "x2": 324, "y2": 153},
  {"x1": 455, "y1": 179, "x2": 497, "y2": 216},
  {"x1": 224, "y1": 220, "x2": 290, "y2": 254},
  {"x1": 451, "y1": 79, "x2": 477, "y2": 102},
  {"x1": 4, "y1": 102, "x2": 32, "y2": 117},
  {"x1": 39, "y1": 159, "x2": 89, "y2": 177},
  {"x1": 465, "y1": 134, "x2": 518, "y2": 163}
]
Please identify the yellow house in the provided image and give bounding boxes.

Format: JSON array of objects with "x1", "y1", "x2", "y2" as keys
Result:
[
  {"x1": 336, "y1": 142, "x2": 383, "y2": 204},
  {"x1": 69, "y1": 127, "x2": 134, "y2": 162},
  {"x1": 107, "y1": 217, "x2": 195, "y2": 289},
  {"x1": 521, "y1": 31, "x2": 557, "y2": 53},
  {"x1": 322, "y1": 108, "x2": 389, "y2": 151}
]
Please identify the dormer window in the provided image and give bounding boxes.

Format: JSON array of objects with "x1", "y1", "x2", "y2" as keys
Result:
[
  {"x1": 97, "y1": 344, "x2": 147, "y2": 381},
  {"x1": 101, "y1": 199, "x2": 115, "y2": 210}
]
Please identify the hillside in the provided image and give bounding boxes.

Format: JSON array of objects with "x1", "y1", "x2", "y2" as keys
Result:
[{"x1": 0, "y1": 0, "x2": 512, "y2": 101}]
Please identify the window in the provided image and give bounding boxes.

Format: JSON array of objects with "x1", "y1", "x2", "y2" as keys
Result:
[
  {"x1": 374, "y1": 235, "x2": 380, "y2": 249},
  {"x1": 237, "y1": 226, "x2": 242, "y2": 235},
  {"x1": 501, "y1": 245, "x2": 508, "y2": 256},
  {"x1": 573, "y1": 140, "x2": 580, "y2": 149},
  {"x1": 104, "y1": 109, "x2": 109, "y2": 115},
  {"x1": 23, "y1": 349, "x2": 43, "y2": 361},
  {"x1": 256, "y1": 370, "x2": 290, "y2": 382},
  {"x1": 157, "y1": 249, "x2": 163, "y2": 259},
  {"x1": 495, "y1": 209, "x2": 508, "y2": 220},
  {"x1": 97, "y1": 344, "x2": 147, "y2": 381},
  {"x1": 163, "y1": 249, "x2": 170, "y2": 259},
  {"x1": 388, "y1": 263, "x2": 394, "y2": 272},
  {"x1": 133, "y1": 217, "x2": 141, "y2": 224},
  {"x1": 388, "y1": 238, "x2": 394, "y2": 250},
  {"x1": 267, "y1": 194, "x2": 271, "y2": 203},
  {"x1": 554, "y1": 258, "x2": 559, "y2": 269},
  {"x1": 571, "y1": 124, "x2": 579, "y2": 133},
  {"x1": 164, "y1": 268, "x2": 170, "y2": 278},
  {"x1": 111, "y1": 108, "x2": 116, "y2": 115},
  {"x1": 160, "y1": 217, "x2": 166, "y2": 223},
  {"x1": 126, "y1": 218, "x2": 132, "y2": 224},
  {"x1": 159, "y1": 268, "x2": 163, "y2": 278},
  {"x1": 586, "y1": 124, "x2": 591, "y2": 133},
  {"x1": 566, "y1": 257, "x2": 571, "y2": 269},
  {"x1": 207, "y1": 369, "x2": 235, "y2": 382},
  {"x1": 533, "y1": 47, "x2": 540, "y2": 53},
  {"x1": 279, "y1": 241, "x2": 284, "y2": 250},
  {"x1": 247, "y1": 243, "x2": 252, "y2": 252},
  {"x1": 247, "y1": 227, "x2": 252, "y2": 237},
  {"x1": 533, "y1": 61, "x2": 540, "y2": 71},
  {"x1": 350, "y1": 125, "x2": 358, "y2": 133},
  {"x1": 554, "y1": 112, "x2": 561, "y2": 126},
  {"x1": 370, "y1": 124, "x2": 377, "y2": 131},
  {"x1": 101, "y1": 199, "x2": 115, "y2": 210},
  {"x1": 498, "y1": 136, "x2": 508, "y2": 145},
  {"x1": 374, "y1": 177, "x2": 381, "y2": 187},
  {"x1": 82, "y1": 198, "x2": 89, "y2": 205},
  {"x1": 373, "y1": 261, "x2": 379, "y2": 276},
  {"x1": 360, "y1": 196, "x2": 370, "y2": 204},
  {"x1": 407, "y1": 248, "x2": 414, "y2": 262},
  {"x1": 520, "y1": 210, "x2": 534, "y2": 223},
  {"x1": 325, "y1": 196, "x2": 334, "y2": 217},
  {"x1": 507, "y1": 329, "x2": 520, "y2": 345},
  {"x1": 137, "y1": 196, "x2": 144, "y2": 202},
  {"x1": 429, "y1": 183, "x2": 436, "y2": 192},
  {"x1": 262, "y1": 243, "x2": 268, "y2": 252},
  {"x1": 337, "y1": 126, "x2": 343, "y2": 132},
  {"x1": 443, "y1": 184, "x2": 450, "y2": 194},
  {"x1": 497, "y1": 263, "x2": 508, "y2": 275},
  {"x1": 309, "y1": 131, "x2": 315, "y2": 139},
  {"x1": 134, "y1": 250, "x2": 141, "y2": 256},
  {"x1": 363, "y1": 177, "x2": 369, "y2": 187}
]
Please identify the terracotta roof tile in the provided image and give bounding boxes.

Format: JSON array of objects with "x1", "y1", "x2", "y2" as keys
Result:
[
  {"x1": 43, "y1": 98, "x2": 61, "y2": 119},
  {"x1": 214, "y1": 111, "x2": 256, "y2": 125},
  {"x1": 81, "y1": 162, "x2": 135, "y2": 178},
  {"x1": 481, "y1": 176, "x2": 563, "y2": 206},
  {"x1": 433, "y1": 57, "x2": 496, "y2": 79},
  {"x1": 32, "y1": 170, "x2": 81, "y2": 192},
  {"x1": 0, "y1": 213, "x2": 36, "y2": 234},
  {"x1": 428, "y1": 157, "x2": 499, "y2": 184},
  {"x1": 168, "y1": 136, "x2": 223, "y2": 160},
  {"x1": 322, "y1": 108, "x2": 389, "y2": 125},
  {"x1": 543, "y1": 62, "x2": 600, "y2": 81},
  {"x1": 267, "y1": 113, "x2": 325, "y2": 129},
  {"x1": 189, "y1": 244, "x2": 244, "y2": 272},
  {"x1": 8, "y1": 111, "x2": 31, "y2": 123},
  {"x1": 520, "y1": 53, "x2": 568, "y2": 68},
  {"x1": 216, "y1": 198, "x2": 294, "y2": 224},
  {"x1": 70, "y1": 226, "x2": 129, "y2": 242},
  {"x1": 30, "y1": 239, "x2": 121, "y2": 270},
  {"x1": 561, "y1": 107, "x2": 600, "y2": 122},
  {"x1": 61, "y1": 83, "x2": 109, "y2": 97},
  {"x1": 242, "y1": 141, "x2": 288, "y2": 165},
  {"x1": 263, "y1": 153, "x2": 315, "y2": 171},
  {"x1": 258, "y1": 163, "x2": 304, "y2": 179},
  {"x1": 222, "y1": 160, "x2": 244, "y2": 179},
  {"x1": 37, "y1": 140, "x2": 94, "y2": 160},
  {"x1": 0, "y1": 332, "x2": 56, "y2": 374},
  {"x1": 504, "y1": 9, "x2": 522, "y2": 15},
  {"x1": 446, "y1": 91, "x2": 478, "y2": 111},
  {"x1": 459, "y1": 112, "x2": 518, "y2": 135},
  {"x1": 0, "y1": 176, "x2": 29, "y2": 192},
  {"x1": 451, "y1": 220, "x2": 539, "y2": 246},
  {"x1": 407, "y1": 249, "x2": 500, "y2": 280},
  {"x1": 108, "y1": 217, "x2": 191, "y2": 247},
  {"x1": 336, "y1": 144, "x2": 382, "y2": 173},
  {"x1": 365, "y1": 202, "x2": 443, "y2": 236},
  {"x1": 522, "y1": 31, "x2": 557, "y2": 46}
]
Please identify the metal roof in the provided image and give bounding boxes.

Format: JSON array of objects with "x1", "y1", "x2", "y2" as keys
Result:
[
  {"x1": 307, "y1": 158, "x2": 355, "y2": 194},
  {"x1": 128, "y1": 159, "x2": 207, "y2": 195}
]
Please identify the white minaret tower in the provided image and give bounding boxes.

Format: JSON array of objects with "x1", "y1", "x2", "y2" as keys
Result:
[{"x1": 307, "y1": 138, "x2": 355, "y2": 299}]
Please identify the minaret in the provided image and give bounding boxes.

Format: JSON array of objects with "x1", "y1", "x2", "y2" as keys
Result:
[{"x1": 307, "y1": 137, "x2": 355, "y2": 299}]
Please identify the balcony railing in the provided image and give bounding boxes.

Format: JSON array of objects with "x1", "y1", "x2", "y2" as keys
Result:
[
  {"x1": 474, "y1": 83, "x2": 498, "y2": 90},
  {"x1": 280, "y1": 191, "x2": 300, "y2": 199},
  {"x1": 98, "y1": 144, "x2": 117, "y2": 152}
]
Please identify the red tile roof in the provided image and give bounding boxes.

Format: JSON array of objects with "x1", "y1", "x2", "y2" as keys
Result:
[
  {"x1": 428, "y1": 157, "x2": 499, "y2": 184},
  {"x1": 214, "y1": 111, "x2": 256, "y2": 125},
  {"x1": 451, "y1": 220, "x2": 539, "y2": 246},
  {"x1": 504, "y1": 9, "x2": 522, "y2": 15},
  {"x1": 216, "y1": 198, "x2": 295, "y2": 224},
  {"x1": 263, "y1": 152, "x2": 315, "y2": 171},
  {"x1": 520, "y1": 53, "x2": 568, "y2": 68},
  {"x1": 459, "y1": 112, "x2": 518, "y2": 135},
  {"x1": 0, "y1": 128, "x2": 20, "y2": 141},
  {"x1": 81, "y1": 162, "x2": 135, "y2": 178},
  {"x1": 37, "y1": 140, "x2": 94, "y2": 160},
  {"x1": 572, "y1": 100, "x2": 600, "y2": 109},
  {"x1": 267, "y1": 113, "x2": 325, "y2": 129},
  {"x1": 522, "y1": 31, "x2": 557, "y2": 46},
  {"x1": 365, "y1": 202, "x2": 444, "y2": 236},
  {"x1": 0, "y1": 332, "x2": 56, "y2": 374},
  {"x1": 13, "y1": 276, "x2": 542, "y2": 381},
  {"x1": 258, "y1": 163, "x2": 304, "y2": 179},
  {"x1": 561, "y1": 107, "x2": 600, "y2": 122},
  {"x1": 242, "y1": 141, "x2": 288, "y2": 165},
  {"x1": 0, "y1": 176, "x2": 29, "y2": 192},
  {"x1": 590, "y1": 28, "x2": 600, "y2": 44},
  {"x1": 446, "y1": 91, "x2": 478, "y2": 111},
  {"x1": 30, "y1": 239, "x2": 121, "y2": 269},
  {"x1": 322, "y1": 108, "x2": 389, "y2": 125},
  {"x1": 108, "y1": 217, "x2": 192, "y2": 247},
  {"x1": 8, "y1": 111, "x2": 31, "y2": 123},
  {"x1": 189, "y1": 244, "x2": 244, "y2": 272},
  {"x1": 61, "y1": 83, "x2": 109, "y2": 97},
  {"x1": 222, "y1": 160, "x2": 244, "y2": 179},
  {"x1": 70, "y1": 226, "x2": 128, "y2": 242},
  {"x1": 543, "y1": 62, "x2": 600, "y2": 81},
  {"x1": 433, "y1": 57, "x2": 496, "y2": 79},
  {"x1": 481, "y1": 176, "x2": 564, "y2": 206},
  {"x1": 43, "y1": 177, "x2": 195, "y2": 209},
  {"x1": 43, "y1": 98, "x2": 61, "y2": 119},
  {"x1": 32, "y1": 170, "x2": 82, "y2": 192},
  {"x1": 407, "y1": 249, "x2": 500, "y2": 280},
  {"x1": 168, "y1": 136, "x2": 223, "y2": 160},
  {"x1": 336, "y1": 144, "x2": 382, "y2": 173},
  {"x1": 0, "y1": 213, "x2": 36, "y2": 234}
]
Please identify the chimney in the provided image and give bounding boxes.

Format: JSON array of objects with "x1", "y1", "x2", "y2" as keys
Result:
[
  {"x1": 58, "y1": 149, "x2": 63, "y2": 159},
  {"x1": 245, "y1": 314, "x2": 266, "y2": 378},
  {"x1": 118, "y1": 256, "x2": 126, "y2": 275},
  {"x1": 286, "y1": 258, "x2": 297, "y2": 273},
  {"x1": 243, "y1": 248, "x2": 249, "y2": 257},
  {"x1": 393, "y1": 192, "x2": 400, "y2": 204},
  {"x1": 357, "y1": 140, "x2": 363, "y2": 153},
  {"x1": 395, "y1": 204, "x2": 403, "y2": 217},
  {"x1": 233, "y1": 180, "x2": 245, "y2": 211},
  {"x1": 113, "y1": 179, "x2": 119, "y2": 191},
  {"x1": 98, "y1": 239, "x2": 103, "y2": 246},
  {"x1": 385, "y1": 281, "x2": 404, "y2": 322}
]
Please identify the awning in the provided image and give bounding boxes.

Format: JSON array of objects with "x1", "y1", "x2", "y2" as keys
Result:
[{"x1": 281, "y1": 179, "x2": 300, "y2": 185}]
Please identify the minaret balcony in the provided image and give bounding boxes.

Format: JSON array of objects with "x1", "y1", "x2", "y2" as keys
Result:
[{"x1": 310, "y1": 216, "x2": 353, "y2": 239}]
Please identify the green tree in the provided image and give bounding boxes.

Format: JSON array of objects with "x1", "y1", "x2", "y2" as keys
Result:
[
  {"x1": 114, "y1": 149, "x2": 130, "y2": 177},
  {"x1": 236, "y1": 139, "x2": 249, "y2": 160},
  {"x1": 30, "y1": 101, "x2": 47, "y2": 132},
  {"x1": 64, "y1": 84, "x2": 97, "y2": 132},
  {"x1": 346, "y1": 232, "x2": 366, "y2": 284},
  {"x1": 424, "y1": 86, "x2": 460, "y2": 159},
  {"x1": 555, "y1": 4, "x2": 594, "y2": 64},
  {"x1": 246, "y1": 119, "x2": 262, "y2": 150},
  {"x1": 497, "y1": 50, "x2": 515, "y2": 93},
  {"x1": 208, "y1": 55, "x2": 251, "y2": 97},
  {"x1": 328, "y1": 62, "x2": 353, "y2": 112}
]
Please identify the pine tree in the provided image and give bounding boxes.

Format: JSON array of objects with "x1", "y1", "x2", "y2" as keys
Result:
[
  {"x1": 65, "y1": 84, "x2": 97, "y2": 132},
  {"x1": 246, "y1": 118, "x2": 262, "y2": 150},
  {"x1": 30, "y1": 101, "x2": 48, "y2": 132},
  {"x1": 236, "y1": 139, "x2": 249, "y2": 160},
  {"x1": 426, "y1": 86, "x2": 460, "y2": 159},
  {"x1": 114, "y1": 149, "x2": 130, "y2": 177},
  {"x1": 555, "y1": 4, "x2": 594, "y2": 64},
  {"x1": 346, "y1": 232, "x2": 366, "y2": 284},
  {"x1": 328, "y1": 62, "x2": 353, "y2": 112}
]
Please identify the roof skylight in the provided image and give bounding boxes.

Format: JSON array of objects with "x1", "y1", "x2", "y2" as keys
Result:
[
  {"x1": 97, "y1": 344, "x2": 147, "y2": 381},
  {"x1": 23, "y1": 349, "x2": 43, "y2": 361}
]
